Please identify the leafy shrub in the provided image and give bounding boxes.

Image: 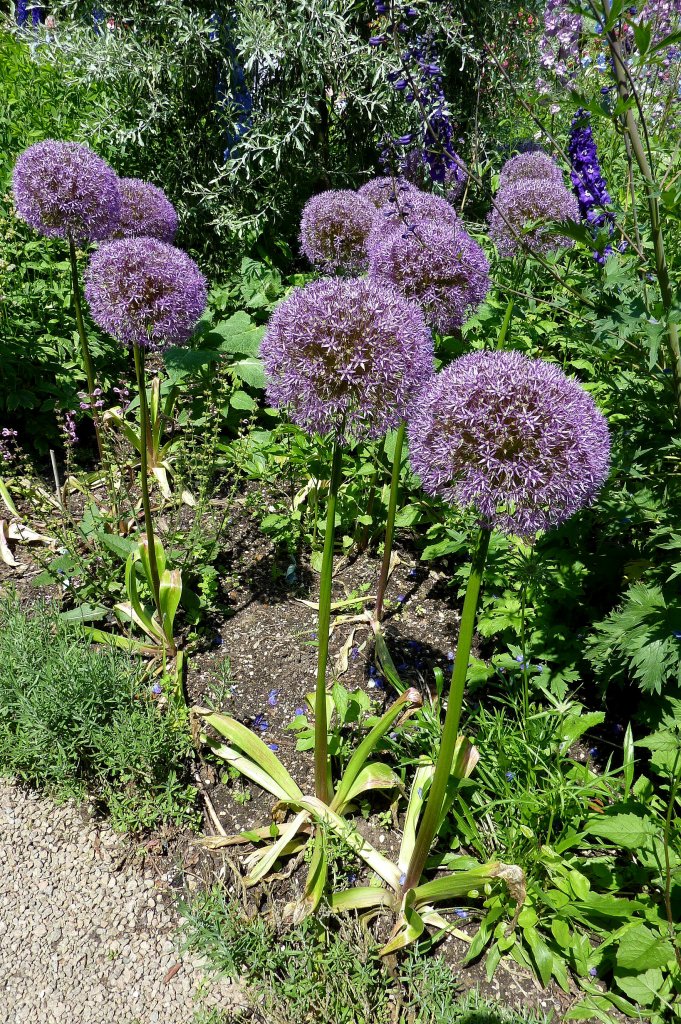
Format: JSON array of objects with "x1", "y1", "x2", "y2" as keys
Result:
[{"x1": 0, "y1": 594, "x2": 197, "y2": 831}]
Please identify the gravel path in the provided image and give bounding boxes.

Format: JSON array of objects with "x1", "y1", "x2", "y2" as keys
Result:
[{"x1": 0, "y1": 781, "x2": 240, "y2": 1023}]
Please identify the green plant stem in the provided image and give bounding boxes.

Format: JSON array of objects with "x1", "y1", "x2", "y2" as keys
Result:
[
  {"x1": 663, "y1": 750, "x2": 681, "y2": 971},
  {"x1": 496, "y1": 295, "x2": 515, "y2": 351},
  {"x1": 403, "y1": 527, "x2": 491, "y2": 892},
  {"x1": 133, "y1": 342, "x2": 163, "y2": 624},
  {"x1": 68, "y1": 234, "x2": 104, "y2": 461},
  {"x1": 314, "y1": 438, "x2": 344, "y2": 804},
  {"x1": 597, "y1": 0, "x2": 681, "y2": 417},
  {"x1": 374, "y1": 422, "x2": 405, "y2": 622}
]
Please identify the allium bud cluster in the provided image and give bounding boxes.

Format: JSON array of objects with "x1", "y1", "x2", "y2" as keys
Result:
[{"x1": 408, "y1": 350, "x2": 610, "y2": 537}]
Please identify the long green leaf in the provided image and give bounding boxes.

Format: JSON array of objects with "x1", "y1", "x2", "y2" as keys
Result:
[
  {"x1": 413, "y1": 862, "x2": 502, "y2": 909},
  {"x1": 329, "y1": 887, "x2": 395, "y2": 912},
  {"x1": 336, "y1": 762, "x2": 402, "y2": 811},
  {"x1": 298, "y1": 795, "x2": 402, "y2": 890},
  {"x1": 398, "y1": 764, "x2": 435, "y2": 873},
  {"x1": 198, "y1": 709, "x2": 303, "y2": 801},
  {"x1": 331, "y1": 688, "x2": 421, "y2": 811},
  {"x1": 205, "y1": 740, "x2": 295, "y2": 802},
  {"x1": 379, "y1": 894, "x2": 425, "y2": 956},
  {"x1": 244, "y1": 810, "x2": 309, "y2": 886},
  {"x1": 159, "y1": 568, "x2": 182, "y2": 642}
]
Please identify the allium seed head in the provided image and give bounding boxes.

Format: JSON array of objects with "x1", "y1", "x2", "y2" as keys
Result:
[
  {"x1": 84, "y1": 237, "x2": 207, "y2": 350},
  {"x1": 260, "y1": 277, "x2": 434, "y2": 442},
  {"x1": 368, "y1": 220, "x2": 490, "y2": 335},
  {"x1": 299, "y1": 190, "x2": 375, "y2": 274},
  {"x1": 499, "y1": 151, "x2": 566, "y2": 189},
  {"x1": 358, "y1": 176, "x2": 415, "y2": 210},
  {"x1": 12, "y1": 140, "x2": 121, "y2": 242},
  {"x1": 489, "y1": 178, "x2": 580, "y2": 258},
  {"x1": 408, "y1": 350, "x2": 610, "y2": 537},
  {"x1": 115, "y1": 178, "x2": 178, "y2": 243}
]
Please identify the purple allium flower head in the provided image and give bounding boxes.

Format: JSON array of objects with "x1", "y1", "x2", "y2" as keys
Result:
[
  {"x1": 299, "y1": 190, "x2": 375, "y2": 274},
  {"x1": 499, "y1": 151, "x2": 566, "y2": 189},
  {"x1": 114, "y1": 178, "x2": 178, "y2": 243},
  {"x1": 368, "y1": 220, "x2": 490, "y2": 334},
  {"x1": 370, "y1": 188, "x2": 458, "y2": 243},
  {"x1": 260, "y1": 277, "x2": 434, "y2": 442},
  {"x1": 12, "y1": 140, "x2": 121, "y2": 243},
  {"x1": 489, "y1": 178, "x2": 580, "y2": 258},
  {"x1": 358, "y1": 176, "x2": 415, "y2": 210},
  {"x1": 84, "y1": 238, "x2": 207, "y2": 350},
  {"x1": 408, "y1": 351, "x2": 610, "y2": 537}
]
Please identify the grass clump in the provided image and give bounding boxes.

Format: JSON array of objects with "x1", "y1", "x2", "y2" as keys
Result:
[
  {"x1": 180, "y1": 887, "x2": 551, "y2": 1024},
  {"x1": 0, "y1": 594, "x2": 197, "y2": 832}
]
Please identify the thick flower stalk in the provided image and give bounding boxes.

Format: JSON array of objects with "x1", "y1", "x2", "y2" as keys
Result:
[
  {"x1": 299, "y1": 190, "x2": 375, "y2": 274},
  {"x1": 408, "y1": 350, "x2": 611, "y2": 538},
  {"x1": 262, "y1": 277, "x2": 433, "y2": 801},
  {"x1": 261, "y1": 277, "x2": 434, "y2": 442},
  {"x1": 84, "y1": 237, "x2": 207, "y2": 350},
  {"x1": 115, "y1": 178, "x2": 179, "y2": 243},
  {"x1": 85, "y1": 237, "x2": 207, "y2": 630},
  {"x1": 403, "y1": 350, "x2": 609, "y2": 893},
  {"x1": 568, "y1": 109, "x2": 617, "y2": 264},
  {"x1": 499, "y1": 150, "x2": 566, "y2": 189},
  {"x1": 12, "y1": 140, "x2": 121, "y2": 243},
  {"x1": 489, "y1": 175, "x2": 580, "y2": 258},
  {"x1": 368, "y1": 219, "x2": 489, "y2": 334}
]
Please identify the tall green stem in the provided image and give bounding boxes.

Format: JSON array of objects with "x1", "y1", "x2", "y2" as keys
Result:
[
  {"x1": 374, "y1": 422, "x2": 405, "y2": 622},
  {"x1": 496, "y1": 295, "x2": 515, "y2": 351},
  {"x1": 403, "y1": 528, "x2": 491, "y2": 892},
  {"x1": 68, "y1": 234, "x2": 104, "y2": 461},
  {"x1": 314, "y1": 439, "x2": 344, "y2": 804},
  {"x1": 133, "y1": 342, "x2": 162, "y2": 623},
  {"x1": 597, "y1": 0, "x2": 681, "y2": 416}
]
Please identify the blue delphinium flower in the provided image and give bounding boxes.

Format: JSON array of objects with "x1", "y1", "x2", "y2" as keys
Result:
[{"x1": 568, "y1": 109, "x2": 617, "y2": 264}]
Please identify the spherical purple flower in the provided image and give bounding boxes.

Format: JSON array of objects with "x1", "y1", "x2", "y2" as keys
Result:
[
  {"x1": 489, "y1": 178, "x2": 580, "y2": 258},
  {"x1": 368, "y1": 220, "x2": 490, "y2": 334},
  {"x1": 408, "y1": 351, "x2": 610, "y2": 537},
  {"x1": 369, "y1": 188, "x2": 458, "y2": 243},
  {"x1": 260, "y1": 277, "x2": 434, "y2": 442},
  {"x1": 114, "y1": 178, "x2": 178, "y2": 243},
  {"x1": 84, "y1": 238, "x2": 207, "y2": 350},
  {"x1": 499, "y1": 152, "x2": 566, "y2": 189},
  {"x1": 299, "y1": 190, "x2": 375, "y2": 274},
  {"x1": 12, "y1": 140, "x2": 121, "y2": 242},
  {"x1": 358, "y1": 176, "x2": 415, "y2": 210}
]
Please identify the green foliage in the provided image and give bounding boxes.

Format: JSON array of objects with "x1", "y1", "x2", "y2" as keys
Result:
[
  {"x1": 179, "y1": 887, "x2": 550, "y2": 1024},
  {"x1": 0, "y1": 595, "x2": 197, "y2": 831}
]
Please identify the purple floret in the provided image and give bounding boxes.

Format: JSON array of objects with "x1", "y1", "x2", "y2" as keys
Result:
[
  {"x1": 368, "y1": 219, "x2": 490, "y2": 335},
  {"x1": 260, "y1": 277, "x2": 434, "y2": 442},
  {"x1": 12, "y1": 140, "x2": 121, "y2": 242},
  {"x1": 84, "y1": 237, "x2": 207, "y2": 350},
  {"x1": 489, "y1": 178, "x2": 580, "y2": 258},
  {"x1": 369, "y1": 187, "x2": 458, "y2": 244},
  {"x1": 299, "y1": 189, "x2": 375, "y2": 274},
  {"x1": 358, "y1": 176, "x2": 415, "y2": 210},
  {"x1": 408, "y1": 350, "x2": 610, "y2": 538},
  {"x1": 499, "y1": 151, "x2": 566, "y2": 189},
  {"x1": 115, "y1": 178, "x2": 179, "y2": 243}
]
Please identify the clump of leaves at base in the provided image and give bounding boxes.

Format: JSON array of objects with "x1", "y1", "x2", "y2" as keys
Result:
[
  {"x1": 179, "y1": 886, "x2": 551, "y2": 1024},
  {"x1": 0, "y1": 594, "x2": 197, "y2": 832}
]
